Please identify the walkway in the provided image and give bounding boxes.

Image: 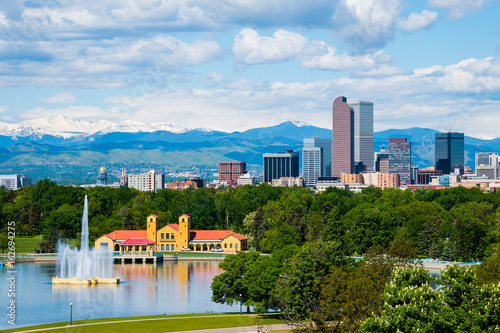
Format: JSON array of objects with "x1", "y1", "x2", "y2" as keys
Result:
[{"x1": 168, "y1": 324, "x2": 290, "y2": 333}]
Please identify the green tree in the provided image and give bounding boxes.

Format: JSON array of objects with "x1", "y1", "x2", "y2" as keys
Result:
[
  {"x1": 441, "y1": 244, "x2": 454, "y2": 261},
  {"x1": 476, "y1": 253, "x2": 500, "y2": 285},
  {"x1": 0, "y1": 233, "x2": 7, "y2": 253},
  {"x1": 211, "y1": 251, "x2": 260, "y2": 312}
]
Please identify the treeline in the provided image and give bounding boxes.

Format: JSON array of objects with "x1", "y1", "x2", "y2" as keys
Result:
[{"x1": 1, "y1": 180, "x2": 500, "y2": 260}]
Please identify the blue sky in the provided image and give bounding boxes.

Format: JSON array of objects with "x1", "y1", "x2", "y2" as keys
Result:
[{"x1": 1, "y1": 0, "x2": 500, "y2": 138}]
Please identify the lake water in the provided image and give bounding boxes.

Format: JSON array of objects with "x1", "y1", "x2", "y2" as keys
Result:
[{"x1": 0, "y1": 261, "x2": 236, "y2": 330}]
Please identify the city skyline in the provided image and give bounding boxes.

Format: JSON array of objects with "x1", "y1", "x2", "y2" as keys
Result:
[{"x1": 1, "y1": 1, "x2": 500, "y2": 139}]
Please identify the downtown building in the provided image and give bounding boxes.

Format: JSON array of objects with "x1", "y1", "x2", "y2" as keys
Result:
[
  {"x1": 219, "y1": 162, "x2": 246, "y2": 183},
  {"x1": 128, "y1": 170, "x2": 165, "y2": 192},
  {"x1": 331, "y1": 96, "x2": 373, "y2": 178},
  {"x1": 388, "y1": 138, "x2": 412, "y2": 186},
  {"x1": 350, "y1": 101, "x2": 374, "y2": 172},
  {"x1": 435, "y1": 132, "x2": 464, "y2": 174},
  {"x1": 263, "y1": 150, "x2": 299, "y2": 183},
  {"x1": 331, "y1": 96, "x2": 354, "y2": 178},
  {"x1": 302, "y1": 137, "x2": 332, "y2": 188},
  {"x1": 475, "y1": 152, "x2": 500, "y2": 179},
  {"x1": 0, "y1": 174, "x2": 31, "y2": 190}
]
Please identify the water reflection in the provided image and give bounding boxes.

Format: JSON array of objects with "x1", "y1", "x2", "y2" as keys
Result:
[{"x1": 0, "y1": 261, "x2": 234, "y2": 329}]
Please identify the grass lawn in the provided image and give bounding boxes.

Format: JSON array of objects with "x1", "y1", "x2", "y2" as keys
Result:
[
  {"x1": 4, "y1": 313, "x2": 286, "y2": 333},
  {"x1": 12, "y1": 236, "x2": 41, "y2": 254}
]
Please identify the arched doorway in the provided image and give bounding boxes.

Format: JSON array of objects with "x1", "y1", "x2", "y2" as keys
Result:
[
  {"x1": 114, "y1": 244, "x2": 119, "y2": 251},
  {"x1": 196, "y1": 244, "x2": 201, "y2": 251},
  {"x1": 202, "y1": 244, "x2": 208, "y2": 251}
]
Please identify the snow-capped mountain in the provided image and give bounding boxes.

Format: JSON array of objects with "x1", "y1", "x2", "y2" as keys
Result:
[{"x1": 0, "y1": 116, "x2": 192, "y2": 139}]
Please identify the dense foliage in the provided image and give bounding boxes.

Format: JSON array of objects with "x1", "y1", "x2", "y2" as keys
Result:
[{"x1": 1, "y1": 181, "x2": 500, "y2": 258}]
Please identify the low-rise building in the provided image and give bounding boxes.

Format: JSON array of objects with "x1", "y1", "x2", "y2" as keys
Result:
[
  {"x1": 271, "y1": 177, "x2": 304, "y2": 187},
  {"x1": 0, "y1": 174, "x2": 31, "y2": 190},
  {"x1": 237, "y1": 172, "x2": 256, "y2": 186},
  {"x1": 95, "y1": 214, "x2": 248, "y2": 252},
  {"x1": 166, "y1": 178, "x2": 205, "y2": 190}
]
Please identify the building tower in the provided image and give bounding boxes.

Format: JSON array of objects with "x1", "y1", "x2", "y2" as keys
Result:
[
  {"x1": 96, "y1": 166, "x2": 108, "y2": 186},
  {"x1": 350, "y1": 101, "x2": 374, "y2": 172},
  {"x1": 303, "y1": 137, "x2": 332, "y2": 188},
  {"x1": 120, "y1": 168, "x2": 128, "y2": 187},
  {"x1": 332, "y1": 96, "x2": 354, "y2": 178},
  {"x1": 146, "y1": 214, "x2": 159, "y2": 243},
  {"x1": 263, "y1": 150, "x2": 299, "y2": 183},
  {"x1": 435, "y1": 132, "x2": 464, "y2": 174},
  {"x1": 178, "y1": 214, "x2": 191, "y2": 250},
  {"x1": 388, "y1": 138, "x2": 411, "y2": 185}
]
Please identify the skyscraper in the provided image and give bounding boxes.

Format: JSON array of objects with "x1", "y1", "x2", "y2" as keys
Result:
[
  {"x1": 388, "y1": 138, "x2": 411, "y2": 185},
  {"x1": 303, "y1": 137, "x2": 332, "y2": 188},
  {"x1": 350, "y1": 101, "x2": 374, "y2": 172},
  {"x1": 435, "y1": 132, "x2": 464, "y2": 174},
  {"x1": 475, "y1": 152, "x2": 500, "y2": 179},
  {"x1": 263, "y1": 150, "x2": 299, "y2": 183},
  {"x1": 332, "y1": 96, "x2": 354, "y2": 178}
]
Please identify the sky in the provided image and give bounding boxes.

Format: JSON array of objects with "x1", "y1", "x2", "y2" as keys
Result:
[{"x1": 0, "y1": 0, "x2": 500, "y2": 138}]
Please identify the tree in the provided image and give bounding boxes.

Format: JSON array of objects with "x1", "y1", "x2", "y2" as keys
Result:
[
  {"x1": 476, "y1": 253, "x2": 500, "y2": 285},
  {"x1": 441, "y1": 244, "x2": 454, "y2": 261},
  {"x1": 243, "y1": 207, "x2": 269, "y2": 251},
  {"x1": 0, "y1": 233, "x2": 7, "y2": 253},
  {"x1": 211, "y1": 251, "x2": 260, "y2": 312}
]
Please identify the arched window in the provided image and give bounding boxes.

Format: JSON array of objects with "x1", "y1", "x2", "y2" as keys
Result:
[
  {"x1": 161, "y1": 244, "x2": 164, "y2": 251},
  {"x1": 170, "y1": 244, "x2": 175, "y2": 251}
]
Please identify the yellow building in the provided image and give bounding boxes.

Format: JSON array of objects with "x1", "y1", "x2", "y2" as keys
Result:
[{"x1": 95, "y1": 214, "x2": 248, "y2": 252}]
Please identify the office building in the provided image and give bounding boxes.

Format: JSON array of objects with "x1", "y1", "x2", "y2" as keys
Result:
[
  {"x1": 341, "y1": 173, "x2": 364, "y2": 184},
  {"x1": 303, "y1": 147, "x2": 322, "y2": 188},
  {"x1": 378, "y1": 173, "x2": 400, "y2": 189},
  {"x1": 435, "y1": 132, "x2": 464, "y2": 174},
  {"x1": 332, "y1": 96, "x2": 354, "y2": 177},
  {"x1": 0, "y1": 174, "x2": 31, "y2": 190},
  {"x1": 411, "y1": 165, "x2": 419, "y2": 185},
  {"x1": 388, "y1": 138, "x2": 411, "y2": 186},
  {"x1": 219, "y1": 162, "x2": 246, "y2": 183},
  {"x1": 237, "y1": 173, "x2": 256, "y2": 186},
  {"x1": 475, "y1": 152, "x2": 500, "y2": 179},
  {"x1": 419, "y1": 167, "x2": 443, "y2": 185},
  {"x1": 271, "y1": 177, "x2": 304, "y2": 187},
  {"x1": 350, "y1": 101, "x2": 374, "y2": 172},
  {"x1": 263, "y1": 150, "x2": 299, "y2": 183},
  {"x1": 128, "y1": 170, "x2": 165, "y2": 192},
  {"x1": 96, "y1": 166, "x2": 108, "y2": 186},
  {"x1": 374, "y1": 148, "x2": 389, "y2": 172}
]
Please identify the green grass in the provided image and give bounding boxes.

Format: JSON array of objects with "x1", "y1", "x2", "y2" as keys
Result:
[
  {"x1": 12, "y1": 236, "x2": 41, "y2": 254},
  {"x1": 4, "y1": 313, "x2": 286, "y2": 333}
]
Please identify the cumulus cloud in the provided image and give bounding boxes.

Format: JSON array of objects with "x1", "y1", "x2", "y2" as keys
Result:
[
  {"x1": 398, "y1": 10, "x2": 438, "y2": 32},
  {"x1": 427, "y1": 0, "x2": 489, "y2": 19},
  {"x1": 233, "y1": 28, "x2": 398, "y2": 75},
  {"x1": 42, "y1": 92, "x2": 76, "y2": 104},
  {"x1": 200, "y1": 72, "x2": 227, "y2": 87}
]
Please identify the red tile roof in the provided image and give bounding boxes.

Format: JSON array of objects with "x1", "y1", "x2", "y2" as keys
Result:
[
  {"x1": 121, "y1": 238, "x2": 156, "y2": 245},
  {"x1": 181, "y1": 214, "x2": 190, "y2": 218},
  {"x1": 168, "y1": 224, "x2": 179, "y2": 231},
  {"x1": 150, "y1": 214, "x2": 159, "y2": 218},
  {"x1": 105, "y1": 230, "x2": 147, "y2": 240},
  {"x1": 190, "y1": 230, "x2": 247, "y2": 241}
]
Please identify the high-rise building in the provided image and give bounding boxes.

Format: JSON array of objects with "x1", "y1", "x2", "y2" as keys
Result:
[
  {"x1": 350, "y1": 101, "x2": 374, "y2": 172},
  {"x1": 332, "y1": 96, "x2": 354, "y2": 178},
  {"x1": 475, "y1": 152, "x2": 500, "y2": 179},
  {"x1": 374, "y1": 148, "x2": 389, "y2": 172},
  {"x1": 435, "y1": 132, "x2": 464, "y2": 174},
  {"x1": 96, "y1": 166, "x2": 108, "y2": 186},
  {"x1": 263, "y1": 150, "x2": 299, "y2": 183},
  {"x1": 411, "y1": 165, "x2": 419, "y2": 185},
  {"x1": 303, "y1": 137, "x2": 332, "y2": 188},
  {"x1": 128, "y1": 170, "x2": 165, "y2": 192},
  {"x1": 388, "y1": 138, "x2": 411, "y2": 186},
  {"x1": 0, "y1": 174, "x2": 31, "y2": 190},
  {"x1": 303, "y1": 147, "x2": 321, "y2": 188},
  {"x1": 219, "y1": 162, "x2": 247, "y2": 183}
]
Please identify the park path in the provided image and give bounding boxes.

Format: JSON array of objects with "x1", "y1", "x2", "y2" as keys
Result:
[{"x1": 6, "y1": 315, "x2": 290, "y2": 333}]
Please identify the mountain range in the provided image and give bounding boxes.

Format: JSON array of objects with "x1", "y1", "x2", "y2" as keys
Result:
[{"x1": 1, "y1": 116, "x2": 499, "y2": 172}]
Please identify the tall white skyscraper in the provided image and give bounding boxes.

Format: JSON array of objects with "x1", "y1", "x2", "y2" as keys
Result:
[
  {"x1": 303, "y1": 137, "x2": 332, "y2": 188},
  {"x1": 349, "y1": 101, "x2": 374, "y2": 172}
]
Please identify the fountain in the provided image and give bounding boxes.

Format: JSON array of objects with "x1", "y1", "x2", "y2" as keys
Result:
[{"x1": 52, "y1": 195, "x2": 120, "y2": 285}]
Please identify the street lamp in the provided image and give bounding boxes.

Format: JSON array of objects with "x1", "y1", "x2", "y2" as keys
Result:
[
  {"x1": 239, "y1": 294, "x2": 242, "y2": 315},
  {"x1": 70, "y1": 303, "x2": 73, "y2": 326}
]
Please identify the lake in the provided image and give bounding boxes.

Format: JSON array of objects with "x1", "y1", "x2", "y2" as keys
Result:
[{"x1": 0, "y1": 261, "x2": 236, "y2": 330}]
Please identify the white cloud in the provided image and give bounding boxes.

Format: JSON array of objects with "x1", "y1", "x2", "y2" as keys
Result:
[
  {"x1": 0, "y1": 105, "x2": 9, "y2": 113},
  {"x1": 398, "y1": 10, "x2": 438, "y2": 32},
  {"x1": 302, "y1": 48, "x2": 393, "y2": 72},
  {"x1": 201, "y1": 72, "x2": 227, "y2": 87},
  {"x1": 233, "y1": 28, "x2": 314, "y2": 64},
  {"x1": 20, "y1": 106, "x2": 117, "y2": 121},
  {"x1": 42, "y1": 92, "x2": 76, "y2": 104},
  {"x1": 427, "y1": 0, "x2": 488, "y2": 19}
]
